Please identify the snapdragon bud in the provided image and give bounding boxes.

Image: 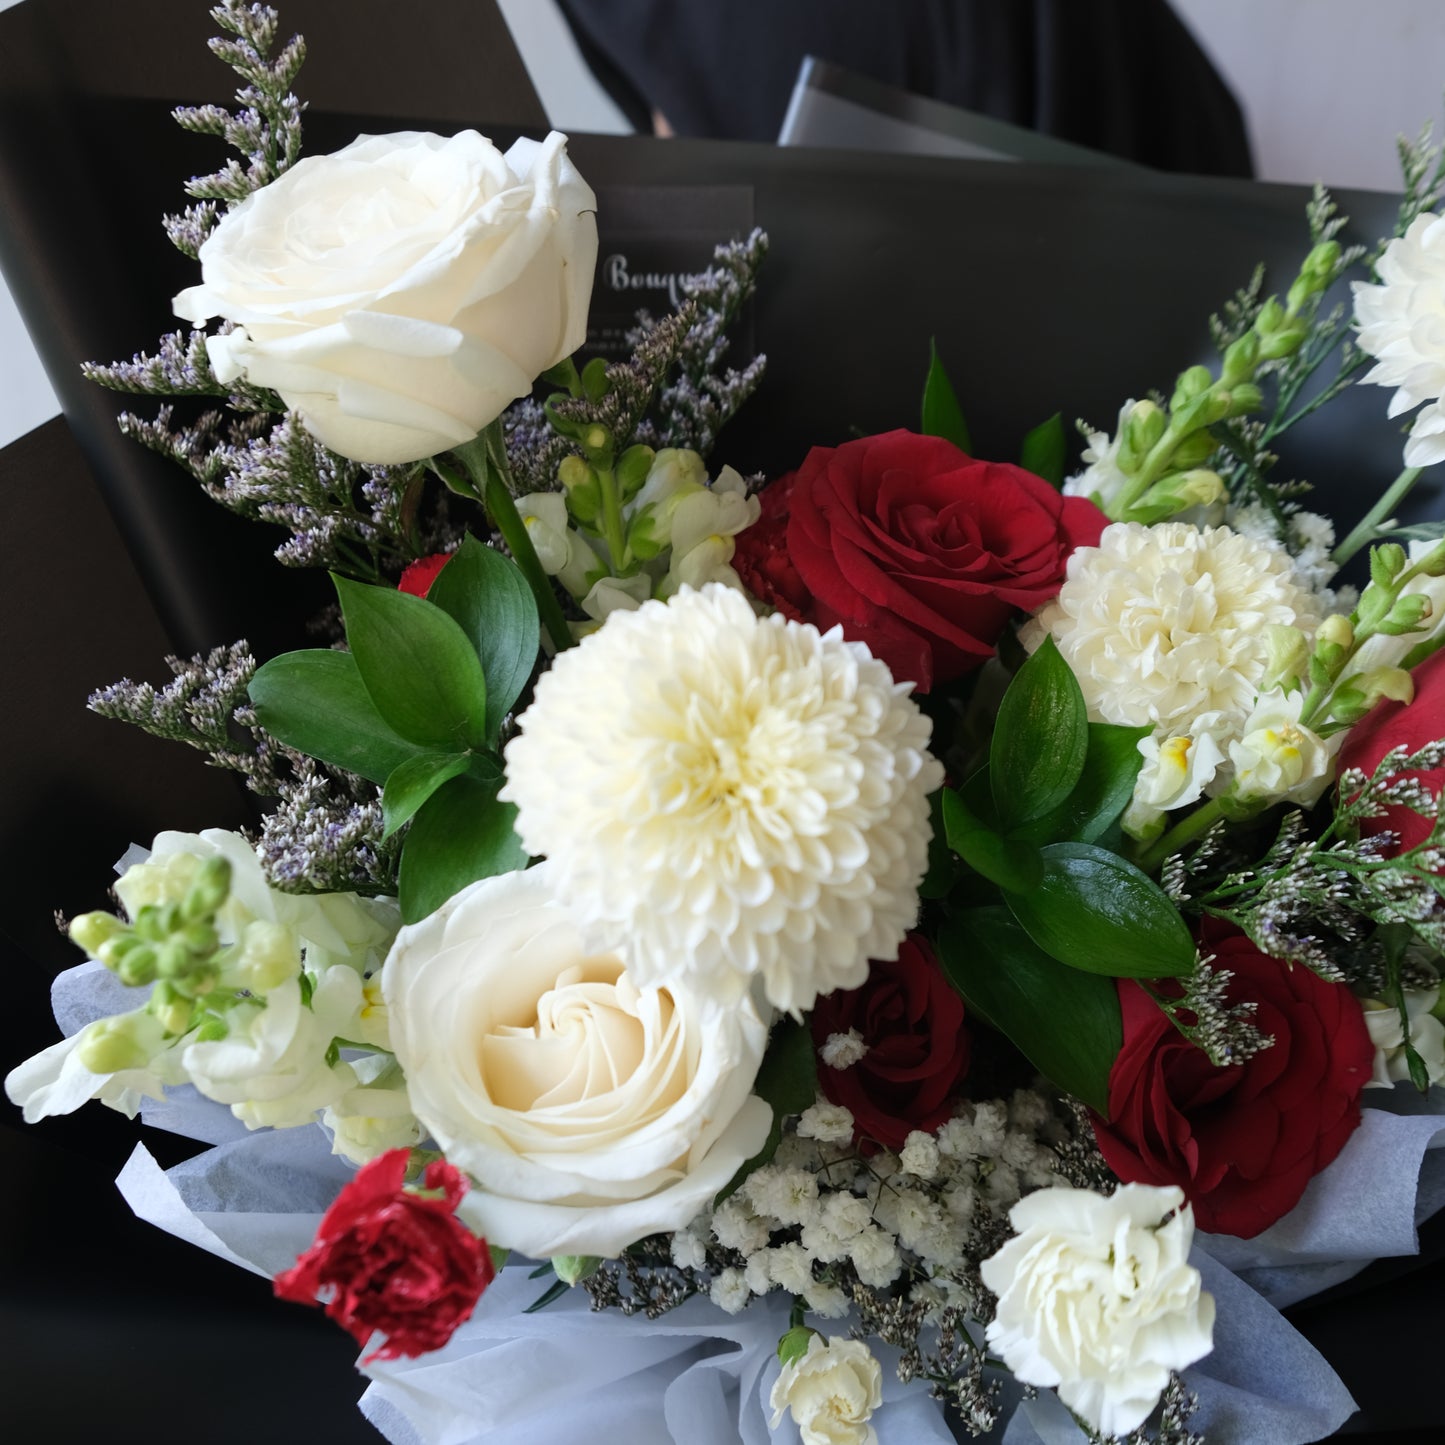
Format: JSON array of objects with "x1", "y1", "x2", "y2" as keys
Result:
[
  {"x1": 1378, "y1": 592, "x2": 1433, "y2": 636},
  {"x1": 181, "y1": 856, "x2": 231, "y2": 920},
  {"x1": 1171, "y1": 365, "x2": 1214, "y2": 408},
  {"x1": 70, "y1": 911, "x2": 123, "y2": 957},
  {"x1": 1411, "y1": 539, "x2": 1445, "y2": 577},
  {"x1": 557, "y1": 453, "x2": 602, "y2": 528},
  {"x1": 1370, "y1": 543, "x2": 1408, "y2": 589},
  {"x1": 1328, "y1": 666, "x2": 1414, "y2": 725},
  {"x1": 237, "y1": 919, "x2": 299, "y2": 994},
  {"x1": 1258, "y1": 325, "x2": 1309, "y2": 361},
  {"x1": 1117, "y1": 400, "x2": 1166, "y2": 474},
  {"x1": 1224, "y1": 382, "x2": 1264, "y2": 416},
  {"x1": 76, "y1": 1017, "x2": 153, "y2": 1075},
  {"x1": 1255, "y1": 298, "x2": 1286, "y2": 334},
  {"x1": 1172, "y1": 389, "x2": 1232, "y2": 434},
  {"x1": 615, "y1": 443, "x2": 657, "y2": 504},
  {"x1": 1261, "y1": 624, "x2": 1310, "y2": 692},
  {"x1": 1221, "y1": 331, "x2": 1261, "y2": 385}
]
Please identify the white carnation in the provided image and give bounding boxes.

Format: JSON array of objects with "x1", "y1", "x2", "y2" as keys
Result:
[
  {"x1": 502, "y1": 584, "x2": 943, "y2": 1014},
  {"x1": 1354, "y1": 211, "x2": 1445, "y2": 468},
  {"x1": 982, "y1": 1183, "x2": 1215, "y2": 1437},
  {"x1": 770, "y1": 1335, "x2": 883, "y2": 1445},
  {"x1": 1025, "y1": 522, "x2": 1320, "y2": 733}
]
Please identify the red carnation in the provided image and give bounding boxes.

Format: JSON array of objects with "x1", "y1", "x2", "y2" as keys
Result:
[
  {"x1": 1092, "y1": 930, "x2": 1374, "y2": 1238},
  {"x1": 398, "y1": 552, "x2": 453, "y2": 597},
  {"x1": 274, "y1": 1149, "x2": 494, "y2": 1360},
  {"x1": 733, "y1": 429, "x2": 1105, "y2": 691},
  {"x1": 1338, "y1": 647, "x2": 1445, "y2": 856},
  {"x1": 811, "y1": 935, "x2": 970, "y2": 1151}
]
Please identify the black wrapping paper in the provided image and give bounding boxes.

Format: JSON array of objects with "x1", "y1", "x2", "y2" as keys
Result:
[{"x1": 2, "y1": 4, "x2": 1442, "y2": 1440}]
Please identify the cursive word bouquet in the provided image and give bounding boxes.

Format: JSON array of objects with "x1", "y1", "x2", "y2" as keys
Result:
[{"x1": 10, "y1": 7, "x2": 1445, "y2": 1445}]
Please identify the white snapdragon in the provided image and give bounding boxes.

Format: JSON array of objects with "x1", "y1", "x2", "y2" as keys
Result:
[
  {"x1": 516, "y1": 491, "x2": 604, "y2": 599},
  {"x1": 1062, "y1": 401, "x2": 1135, "y2": 511},
  {"x1": 1228, "y1": 687, "x2": 1341, "y2": 806},
  {"x1": 322, "y1": 1056, "x2": 421, "y2": 1165},
  {"x1": 1362, "y1": 988, "x2": 1445, "y2": 1088},
  {"x1": 982, "y1": 1183, "x2": 1215, "y2": 1437},
  {"x1": 1124, "y1": 714, "x2": 1231, "y2": 839}
]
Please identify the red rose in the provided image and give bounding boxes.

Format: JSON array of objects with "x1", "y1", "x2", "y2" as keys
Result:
[
  {"x1": 1338, "y1": 647, "x2": 1445, "y2": 855},
  {"x1": 1092, "y1": 930, "x2": 1374, "y2": 1238},
  {"x1": 274, "y1": 1149, "x2": 494, "y2": 1360},
  {"x1": 811, "y1": 934, "x2": 970, "y2": 1151},
  {"x1": 733, "y1": 430, "x2": 1106, "y2": 691},
  {"x1": 398, "y1": 552, "x2": 453, "y2": 597}
]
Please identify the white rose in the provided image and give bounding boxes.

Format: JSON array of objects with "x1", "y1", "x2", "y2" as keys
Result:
[
  {"x1": 769, "y1": 1334, "x2": 883, "y2": 1445},
  {"x1": 381, "y1": 863, "x2": 771, "y2": 1258},
  {"x1": 981, "y1": 1183, "x2": 1215, "y2": 1437},
  {"x1": 174, "y1": 129, "x2": 597, "y2": 465}
]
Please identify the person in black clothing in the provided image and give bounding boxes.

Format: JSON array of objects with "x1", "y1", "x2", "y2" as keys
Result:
[{"x1": 556, "y1": 0, "x2": 1253, "y2": 177}]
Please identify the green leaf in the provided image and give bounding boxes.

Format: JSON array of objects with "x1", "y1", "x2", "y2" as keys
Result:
[
  {"x1": 921, "y1": 339, "x2": 972, "y2": 453},
  {"x1": 1020, "y1": 413, "x2": 1067, "y2": 489},
  {"x1": 717, "y1": 1017, "x2": 818, "y2": 1204},
  {"x1": 248, "y1": 649, "x2": 425, "y2": 785},
  {"x1": 937, "y1": 907, "x2": 1121, "y2": 1115},
  {"x1": 397, "y1": 773, "x2": 529, "y2": 924},
  {"x1": 941, "y1": 788, "x2": 1043, "y2": 893},
  {"x1": 1012, "y1": 723, "x2": 1152, "y2": 846},
  {"x1": 919, "y1": 789, "x2": 963, "y2": 900},
  {"x1": 334, "y1": 573, "x2": 490, "y2": 751},
  {"x1": 524, "y1": 1279, "x2": 572, "y2": 1314},
  {"x1": 990, "y1": 636, "x2": 1089, "y2": 831},
  {"x1": 425, "y1": 536, "x2": 541, "y2": 741},
  {"x1": 1005, "y1": 842, "x2": 1196, "y2": 978},
  {"x1": 381, "y1": 751, "x2": 473, "y2": 838}
]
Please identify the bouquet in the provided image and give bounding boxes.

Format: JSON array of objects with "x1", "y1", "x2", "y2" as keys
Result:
[{"x1": 9, "y1": 6, "x2": 1445, "y2": 1443}]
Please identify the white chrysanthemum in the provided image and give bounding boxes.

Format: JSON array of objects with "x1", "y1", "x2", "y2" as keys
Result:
[
  {"x1": 1354, "y1": 211, "x2": 1445, "y2": 468},
  {"x1": 1024, "y1": 522, "x2": 1320, "y2": 732},
  {"x1": 502, "y1": 584, "x2": 943, "y2": 1014}
]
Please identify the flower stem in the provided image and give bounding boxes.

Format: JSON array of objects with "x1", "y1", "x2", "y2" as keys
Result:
[
  {"x1": 450, "y1": 429, "x2": 575, "y2": 653},
  {"x1": 1135, "y1": 796, "x2": 1229, "y2": 874},
  {"x1": 1330, "y1": 466, "x2": 1423, "y2": 567}
]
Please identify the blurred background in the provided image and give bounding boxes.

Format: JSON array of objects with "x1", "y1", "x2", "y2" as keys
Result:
[{"x1": 2, "y1": 0, "x2": 1444, "y2": 449}]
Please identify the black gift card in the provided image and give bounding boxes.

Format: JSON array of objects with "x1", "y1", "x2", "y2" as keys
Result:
[{"x1": 585, "y1": 184, "x2": 756, "y2": 363}]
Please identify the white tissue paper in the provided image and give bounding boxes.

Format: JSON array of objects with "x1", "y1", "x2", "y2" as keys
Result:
[{"x1": 46, "y1": 957, "x2": 1445, "y2": 1444}]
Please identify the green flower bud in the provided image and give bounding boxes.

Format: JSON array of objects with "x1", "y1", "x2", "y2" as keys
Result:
[
  {"x1": 1254, "y1": 297, "x2": 1287, "y2": 334},
  {"x1": 1221, "y1": 331, "x2": 1261, "y2": 385},
  {"x1": 115, "y1": 944, "x2": 158, "y2": 988},
  {"x1": 557, "y1": 454, "x2": 602, "y2": 528},
  {"x1": 1169, "y1": 431, "x2": 1219, "y2": 469},
  {"x1": 1317, "y1": 614, "x2": 1355, "y2": 651},
  {"x1": 1261, "y1": 624, "x2": 1310, "y2": 691},
  {"x1": 1225, "y1": 383, "x2": 1264, "y2": 416},
  {"x1": 1379, "y1": 592, "x2": 1433, "y2": 635},
  {"x1": 1258, "y1": 326, "x2": 1309, "y2": 361},
  {"x1": 1305, "y1": 239, "x2": 1343, "y2": 278},
  {"x1": 1172, "y1": 390, "x2": 1232, "y2": 434},
  {"x1": 615, "y1": 444, "x2": 657, "y2": 504},
  {"x1": 76, "y1": 1018, "x2": 152, "y2": 1075},
  {"x1": 150, "y1": 982, "x2": 195, "y2": 1038},
  {"x1": 192, "y1": 1012, "x2": 229, "y2": 1043},
  {"x1": 1370, "y1": 543, "x2": 1408, "y2": 589},
  {"x1": 70, "y1": 911, "x2": 123, "y2": 956},
  {"x1": 132, "y1": 904, "x2": 168, "y2": 944},
  {"x1": 154, "y1": 939, "x2": 192, "y2": 980},
  {"x1": 1171, "y1": 365, "x2": 1214, "y2": 407},
  {"x1": 1336, "y1": 666, "x2": 1415, "y2": 721},
  {"x1": 1118, "y1": 400, "x2": 1167, "y2": 473},
  {"x1": 180, "y1": 921, "x2": 220, "y2": 957},
  {"x1": 580, "y1": 424, "x2": 614, "y2": 469},
  {"x1": 181, "y1": 857, "x2": 231, "y2": 921},
  {"x1": 551, "y1": 1255, "x2": 602, "y2": 1286},
  {"x1": 1355, "y1": 581, "x2": 1394, "y2": 631},
  {"x1": 579, "y1": 355, "x2": 610, "y2": 403}
]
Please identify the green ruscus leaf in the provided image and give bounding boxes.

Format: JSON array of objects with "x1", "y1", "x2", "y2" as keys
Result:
[
  {"x1": 990, "y1": 636, "x2": 1088, "y2": 831},
  {"x1": 921, "y1": 339, "x2": 973, "y2": 453},
  {"x1": 937, "y1": 907, "x2": 1121, "y2": 1115}
]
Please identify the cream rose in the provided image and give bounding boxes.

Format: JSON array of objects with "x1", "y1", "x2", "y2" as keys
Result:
[
  {"x1": 981, "y1": 1183, "x2": 1215, "y2": 1437},
  {"x1": 174, "y1": 129, "x2": 597, "y2": 465},
  {"x1": 381, "y1": 863, "x2": 771, "y2": 1258}
]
